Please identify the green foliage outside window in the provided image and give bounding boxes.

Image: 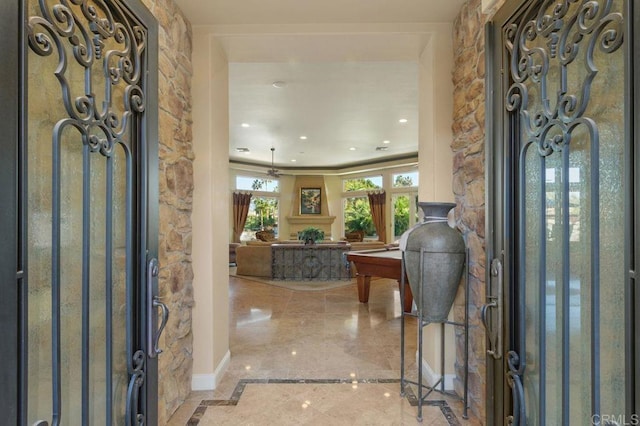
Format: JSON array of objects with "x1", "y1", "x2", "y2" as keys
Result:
[
  {"x1": 242, "y1": 179, "x2": 279, "y2": 233},
  {"x1": 393, "y1": 174, "x2": 414, "y2": 187},
  {"x1": 393, "y1": 195, "x2": 410, "y2": 237},
  {"x1": 245, "y1": 197, "x2": 278, "y2": 232},
  {"x1": 343, "y1": 178, "x2": 379, "y2": 236},
  {"x1": 343, "y1": 177, "x2": 381, "y2": 192},
  {"x1": 251, "y1": 179, "x2": 278, "y2": 192},
  {"x1": 344, "y1": 197, "x2": 375, "y2": 235},
  {"x1": 392, "y1": 175, "x2": 414, "y2": 237}
]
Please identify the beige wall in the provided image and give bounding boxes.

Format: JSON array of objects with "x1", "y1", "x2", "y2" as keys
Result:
[
  {"x1": 190, "y1": 30, "x2": 231, "y2": 391},
  {"x1": 277, "y1": 176, "x2": 297, "y2": 239},
  {"x1": 324, "y1": 175, "x2": 343, "y2": 239},
  {"x1": 418, "y1": 25, "x2": 455, "y2": 204},
  {"x1": 416, "y1": 24, "x2": 459, "y2": 388}
]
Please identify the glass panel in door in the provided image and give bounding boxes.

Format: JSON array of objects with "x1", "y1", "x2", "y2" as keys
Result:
[
  {"x1": 25, "y1": 0, "x2": 152, "y2": 423},
  {"x1": 503, "y1": 0, "x2": 626, "y2": 423}
]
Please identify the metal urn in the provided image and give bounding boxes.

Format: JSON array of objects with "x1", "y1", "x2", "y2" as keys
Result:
[{"x1": 401, "y1": 202, "x2": 465, "y2": 322}]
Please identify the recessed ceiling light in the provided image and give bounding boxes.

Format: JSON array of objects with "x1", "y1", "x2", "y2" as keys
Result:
[
  {"x1": 349, "y1": 147, "x2": 356, "y2": 151},
  {"x1": 290, "y1": 159, "x2": 297, "y2": 162},
  {"x1": 399, "y1": 118, "x2": 408, "y2": 123},
  {"x1": 299, "y1": 136, "x2": 307, "y2": 140},
  {"x1": 383, "y1": 140, "x2": 390, "y2": 144},
  {"x1": 241, "y1": 123, "x2": 250, "y2": 128},
  {"x1": 236, "y1": 147, "x2": 250, "y2": 152},
  {"x1": 272, "y1": 81, "x2": 286, "y2": 88}
]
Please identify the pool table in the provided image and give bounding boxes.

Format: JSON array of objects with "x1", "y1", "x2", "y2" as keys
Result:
[{"x1": 346, "y1": 248, "x2": 414, "y2": 313}]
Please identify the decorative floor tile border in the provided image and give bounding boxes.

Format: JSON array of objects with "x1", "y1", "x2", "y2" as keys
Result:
[
  {"x1": 186, "y1": 378, "x2": 462, "y2": 425},
  {"x1": 403, "y1": 385, "x2": 461, "y2": 426}
]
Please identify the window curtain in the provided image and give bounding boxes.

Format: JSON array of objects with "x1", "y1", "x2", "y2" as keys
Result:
[
  {"x1": 368, "y1": 191, "x2": 387, "y2": 243},
  {"x1": 232, "y1": 192, "x2": 252, "y2": 243}
]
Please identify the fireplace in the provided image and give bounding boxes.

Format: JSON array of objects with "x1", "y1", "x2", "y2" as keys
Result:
[
  {"x1": 286, "y1": 215, "x2": 335, "y2": 240},
  {"x1": 285, "y1": 175, "x2": 335, "y2": 239}
]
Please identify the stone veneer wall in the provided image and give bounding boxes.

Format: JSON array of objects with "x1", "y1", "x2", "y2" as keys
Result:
[
  {"x1": 451, "y1": 0, "x2": 489, "y2": 421},
  {"x1": 141, "y1": 0, "x2": 194, "y2": 423}
]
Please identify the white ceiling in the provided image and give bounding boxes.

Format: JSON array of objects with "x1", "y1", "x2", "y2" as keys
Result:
[
  {"x1": 174, "y1": 0, "x2": 465, "y2": 169},
  {"x1": 229, "y1": 61, "x2": 418, "y2": 169},
  {"x1": 177, "y1": 0, "x2": 467, "y2": 26}
]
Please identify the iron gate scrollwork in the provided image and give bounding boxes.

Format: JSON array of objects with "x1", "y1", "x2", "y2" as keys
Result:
[
  {"x1": 126, "y1": 350, "x2": 146, "y2": 426},
  {"x1": 503, "y1": 0, "x2": 623, "y2": 424},
  {"x1": 505, "y1": 0, "x2": 623, "y2": 157},
  {"x1": 26, "y1": 0, "x2": 150, "y2": 423},
  {"x1": 27, "y1": 0, "x2": 147, "y2": 153}
]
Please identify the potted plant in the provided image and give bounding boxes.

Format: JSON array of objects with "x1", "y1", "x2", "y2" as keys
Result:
[{"x1": 297, "y1": 226, "x2": 325, "y2": 245}]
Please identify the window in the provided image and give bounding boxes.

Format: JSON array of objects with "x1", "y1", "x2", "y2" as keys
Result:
[
  {"x1": 343, "y1": 176, "x2": 382, "y2": 192},
  {"x1": 343, "y1": 196, "x2": 375, "y2": 237},
  {"x1": 392, "y1": 171, "x2": 418, "y2": 188},
  {"x1": 236, "y1": 176, "x2": 279, "y2": 192},
  {"x1": 391, "y1": 171, "x2": 419, "y2": 241},
  {"x1": 242, "y1": 197, "x2": 279, "y2": 241},
  {"x1": 342, "y1": 175, "x2": 382, "y2": 238},
  {"x1": 391, "y1": 193, "x2": 419, "y2": 240},
  {"x1": 234, "y1": 175, "x2": 280, "y2": 241}
]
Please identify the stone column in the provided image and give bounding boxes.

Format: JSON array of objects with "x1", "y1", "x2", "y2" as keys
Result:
[
  {"x1": 451, "y1": 0, "x2": 492, "y2": 421},
  {"x1": 142, "y1": 0, "x2": 195, "y2": 423}
]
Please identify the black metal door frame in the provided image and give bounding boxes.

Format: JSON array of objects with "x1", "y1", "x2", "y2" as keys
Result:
[
  {"x1": 485, "y1": 0, "x2": 639, "y2": 424},
  {"x1": 631, "y1": 0, "x2": 640, "y2": 415},
  {"x1": 0, "y1": 1, "x2": 22, "y2": 422},
  {"x1": 0, "y1": 0, "x2": 160, "y2": 423}
]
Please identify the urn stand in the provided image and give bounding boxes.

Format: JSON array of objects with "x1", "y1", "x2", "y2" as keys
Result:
[{"x1": 399, "y1": 202, "x2": 469, "y2": 421}]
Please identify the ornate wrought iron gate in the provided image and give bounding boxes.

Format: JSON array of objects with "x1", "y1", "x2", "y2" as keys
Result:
[
  {"x1": 485, "y1": 0, "x2": 637, "y2": 424},
  {"x1": 0, "y1": 0, "x2": 164, "y2": 424}
]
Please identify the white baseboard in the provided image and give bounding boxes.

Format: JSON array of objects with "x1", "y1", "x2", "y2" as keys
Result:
[
  {"x1": 191, "y1": 350, "x2": 231, "y2": 391},
  {"x1": 418, "y1": 353, "x2": 455, "y2": 391}
]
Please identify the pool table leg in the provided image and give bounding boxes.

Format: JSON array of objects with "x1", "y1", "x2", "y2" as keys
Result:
[
  {"x1": 356, "y1": 274, "x2": 371, "y2": 303},
  {"x1": 357, "y1": 275, "x2": 413, "y2": 313}
]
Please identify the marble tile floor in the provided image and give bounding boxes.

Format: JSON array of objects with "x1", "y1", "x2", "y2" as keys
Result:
[{"x1": 167, "y1": 274, "x2": 481, "y2": 425}]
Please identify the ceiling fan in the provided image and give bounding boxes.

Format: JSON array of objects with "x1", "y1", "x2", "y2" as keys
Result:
[{"x1": 267, "y1": 147, "x2": 281, "y2": 178}]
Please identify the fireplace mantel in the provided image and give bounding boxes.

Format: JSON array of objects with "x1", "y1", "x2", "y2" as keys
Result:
[
  {"x1": 286, "y1": 215, "x2": 335, "y2": 225},
  {"x1": 286, "y1": 215, "x2": 336, "y2": 239}
]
